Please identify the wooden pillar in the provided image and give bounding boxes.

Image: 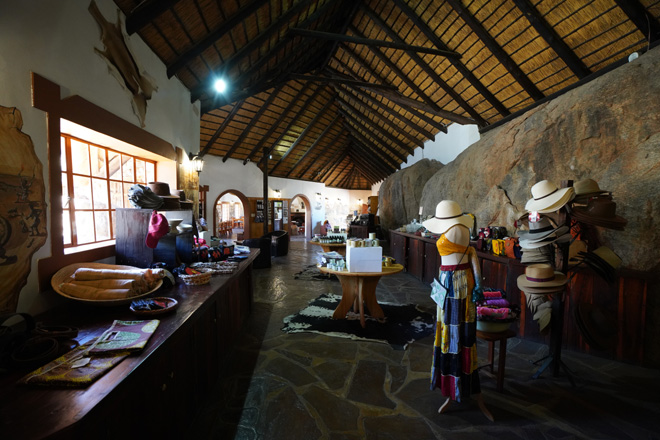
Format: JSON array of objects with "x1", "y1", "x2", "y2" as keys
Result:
[{"x1": 262, "y1": 147, "x2": 269, "y2": 236}]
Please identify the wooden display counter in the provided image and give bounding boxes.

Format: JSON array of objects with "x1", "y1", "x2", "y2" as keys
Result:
[{"x1": 0, "y1": 250, "x2": 259, "y2": 440}]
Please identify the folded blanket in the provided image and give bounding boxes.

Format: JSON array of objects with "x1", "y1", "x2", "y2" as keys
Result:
[
  {"x1": 482, "y1": 299, "x2": 510, "y2": 308},
  {"x1": 477, "y1": 306, "x2": 512, "y2": 319},
  {"x1": 483, "y1": 290, "x2": 504, "y2": 299}
]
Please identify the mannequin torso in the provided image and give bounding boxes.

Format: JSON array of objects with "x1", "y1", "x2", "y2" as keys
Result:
[{"x1": 440, "y1": 225, "x2": 470, "y2": 266}]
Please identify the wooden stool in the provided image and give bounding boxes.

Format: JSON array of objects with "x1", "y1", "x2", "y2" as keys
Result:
[{"x1": 477, "y1": 329, "x2": 515, "y2": 392}]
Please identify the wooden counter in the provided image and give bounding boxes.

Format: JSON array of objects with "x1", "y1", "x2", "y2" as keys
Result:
[{"x1": 0, "y1": 250, "x2": 258, "y2": 440}]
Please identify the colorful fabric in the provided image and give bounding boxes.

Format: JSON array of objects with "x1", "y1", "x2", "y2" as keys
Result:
[
  {"x1": 430, "y1": 264, "x2": 481, "y2": 402},
  {"x1": 435, "y1": 231, "x2": 469, "y2": 256},
  {"x1": 482, "y1": 298, "x2": 510, "y2": 308},
  {"x1": 477, "y1": 306, "x2": 512, "y2": 319}
]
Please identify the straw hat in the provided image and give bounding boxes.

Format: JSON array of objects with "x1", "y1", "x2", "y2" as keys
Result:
[
  {"x1": 517, "y1": 263, "x2": 568, "y2": 294},
  {"x1": 422, "y1": 200, "x2": 473, "y2": 234},
  {"x1": 573, "y1": 178, "x2": 609, "y2": 201},
  {"x1": 519, "y1": 232, "x2": 571, "y2": 249},
  {"x1": 525, "y1": 180, "x2": 574, "y2": 213},
  {"x1": 571, "y1": 197, "x2": 627, "y2": 230},
  {"x1": 571, "y1": 246, "x2": 621, "y2": 283}
]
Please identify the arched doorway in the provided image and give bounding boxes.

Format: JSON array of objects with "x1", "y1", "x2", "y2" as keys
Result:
[
  {"x1": 290, "y1": 194, "x2": 311, "y2": 239},
  {"x1": 213, "y1": 189, "x2": 250, "y2": 240}
]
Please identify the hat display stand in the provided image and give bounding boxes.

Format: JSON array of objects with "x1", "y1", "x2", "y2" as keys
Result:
[{"x1": 527, "y1": 181, "x2": 576, "y2": 386}]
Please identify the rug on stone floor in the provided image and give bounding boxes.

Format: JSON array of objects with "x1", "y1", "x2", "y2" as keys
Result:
[
  {"x1": 293, "y1": 264, "x2": 338, "y2": 281},
  {"x1": 281, "y1": 293, "x2": 435, "y2": 350}
]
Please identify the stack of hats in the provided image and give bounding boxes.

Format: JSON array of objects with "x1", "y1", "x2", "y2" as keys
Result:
[
  {"x1": 570, "y1": 178, "x2": 627, "y2": 230},
  {"x1": 148, "y1": 182, "x2": 180, "y2": 210},
  {"x1": 517, "y1": 263, "x2": 568, "y2": 295},
  {"x1": 517, "y1": 217, "x2": 571, "y2": 264},
  {"x1": 128, "y1": 184, "x2": 163, "y2": 210},
  {"x1": 570, "y1": 246, "x2": 621, "y2": 283},
  {"x1": 174, "y1": 189, "x2": 193, "y2": 210},
  {"x1": 525, "y1": 180, "x2": 574, "y2": 214}
]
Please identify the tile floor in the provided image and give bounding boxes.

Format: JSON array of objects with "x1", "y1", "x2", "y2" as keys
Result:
[{"x1": 189, "y1": 239, "x2": 660, "y2": 439}]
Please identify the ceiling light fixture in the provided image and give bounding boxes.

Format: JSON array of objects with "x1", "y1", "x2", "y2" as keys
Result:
[{"x1": 214, "y1": 78, "x2": 227, "y2": 93}]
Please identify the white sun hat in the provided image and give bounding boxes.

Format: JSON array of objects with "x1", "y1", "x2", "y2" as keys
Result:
[
  {"x1": 422, "y1": 200, "x2": 474, "y2": 235},
  {"x1": 525, "y1": 180, "x2": 575, "y2": 213}
]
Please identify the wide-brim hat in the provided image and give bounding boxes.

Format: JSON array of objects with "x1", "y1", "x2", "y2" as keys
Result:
[
  {"x1": 571, "y1": 197, "x2": 627, "y2": 230},
  {"x1": 517, "y1": 263, "x2": 568, "y2": 293},
  {"x1": 148, "y1": 181, "x2": 171, "y2": 196},
  {"x1": 520, "y1": 246, "x2": 555, "y2": 264},
  {"x1": 422, "y1": 200, "x2": 473, "y2": 234},
  {"x1": 573, "y1": 178, "x2": 609, "y2": 202},
  {"x1": 517, "y1": 216, "x2": 559, "y2": 241},
  {"x1": 575, "y1": 302, "x2": 617, "y2": 351},
  {"x1": 525, "y1": 180, "x2": 574, "y2": 213},
  {"x1": 571, "y1": 246, "x2": 621, "y2": 283},
  {"x1": 519, "y1": 229, "x2": 570, "y2": 249}
]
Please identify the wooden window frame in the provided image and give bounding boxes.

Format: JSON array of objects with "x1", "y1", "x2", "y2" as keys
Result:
[{"x1": 32, "y1": 73, "x2": 177, "y2": 292}]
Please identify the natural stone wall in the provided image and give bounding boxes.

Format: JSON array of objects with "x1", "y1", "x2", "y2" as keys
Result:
[
  {"x1": 378, "y1": 158, "x2": 444, "y2": 232},
  {"x1": 379, "y1": 45, "x2": 660, "y2": 366}
]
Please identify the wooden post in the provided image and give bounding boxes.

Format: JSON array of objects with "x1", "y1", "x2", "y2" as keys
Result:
[{"x1": 262, "y1": 147, "x2": 269, "y2": 236}]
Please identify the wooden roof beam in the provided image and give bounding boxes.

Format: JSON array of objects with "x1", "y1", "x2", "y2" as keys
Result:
[
  {"x1": 348, "y1": 152, "x2": 381, "y2": 183},
  {"x1": 613, "y1": 0, "x2": 660, "y2": 44},
  {"x1": 338, "y1": 108, "x2": 410, "y2": 163},
  {"x1": 288, "y1": 28, "x2": 461, "y2": 58},
  {"x1": 444, "y1": 0, "x2": 544, "y2": 101},
  {"x1": 349, "y1": 148, "x2": 388, "y2": 182},
  {"x1": 199, "y1": 99, "x2": 244, "y2": 157},
  {"x1": 288, "y1": 73, "x2": 398, "y2": 90},
  {"x1": 335, "y1": 45, "x2": 448, "y2": 133},
  {"x1": 295, "y1": 129, "x2": 344, "y2": 179},
  {"x1": 344, "y1": 128, "x2": 399, "y2": 173},
  {"x1": 336, "y1": 94, "x2": 420, "y2": 151},
  {"x1": 269, "y1": 97, "x2": 335, "y2": 174},
  {"x1": 125, "y1": 0, "x2": 181, "y2": 35},
  {"x1": 167, "y1": 0, "x2": 271, "y2": 77},
  {"x1": 389, "y1": 0, "x2": 510, "y2": 117},
  {"x1": 350, "y1": 141, "x2": 394, "y2": 178},
  {"x1": 186, "y1": 0, "x2": 316, "y2": 92},
  {"x1": 286, "y1": 114, "x2": 340, "y2": 178},
  {"x1": 334, "y1": 166, "x2": 356, "y2": 188},
  {"x1": 360, "y1": 4, "x2": 487, "y2": 126},
  {"x1": 319, "y1": 0, "x2": 362, "y2": 70},
  {"x1": 341, "y1": 118, "x2": 404, "y2": 168},
  {"x1": 242, "y1": 82, "x2": 314, "y2": 164},
  {"x1": 320, "y1": 153, "x2": 348, "y2": 182},
  {"x1": 512, "y1": 0, "x2": 590, "y2": 79}
]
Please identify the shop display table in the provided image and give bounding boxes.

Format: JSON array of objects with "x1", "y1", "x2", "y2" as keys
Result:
[
  {"x1": 310, "y1": 240, "x2": 346, "y2": 256},
  {"x1": 318, "y1": 264, "x2": 403, "y2": 328},
  {"x1": 477, "y1": 329, "x2": 516, "y2": 392}
]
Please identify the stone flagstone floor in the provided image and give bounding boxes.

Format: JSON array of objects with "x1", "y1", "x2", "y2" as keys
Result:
[{"x1": 188, "y1": 240, "x2": 660, "y2": 439}]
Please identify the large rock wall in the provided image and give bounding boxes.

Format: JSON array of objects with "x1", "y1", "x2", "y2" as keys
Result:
[
  {"x1": 378, "y1": 158, "x2": 444, "y2": 232},
  {"x1": 381, "y1": 45, "x2": 660, "y2": 272}
]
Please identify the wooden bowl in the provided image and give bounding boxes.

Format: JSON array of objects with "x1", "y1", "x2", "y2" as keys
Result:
[{"x1": 51, "y1": 263, "x2": 163, "y2": 306}]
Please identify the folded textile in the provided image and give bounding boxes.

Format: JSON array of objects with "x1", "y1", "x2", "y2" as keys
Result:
[
  {"x1": 483, "y1": 290, "x2": 504, "y2": 299},
  {"x1": 66, "y1": 278, "x2": 147, "y2": 293},
  {"x1": 483, "y1": 299, "x2": 510, "y2": 308},
  {"x1": 59, "y1": 283, "x2": 133, "y2": 300},
  {"x1": 477, "y1": 307, "x2": 512, "y2": 319}
]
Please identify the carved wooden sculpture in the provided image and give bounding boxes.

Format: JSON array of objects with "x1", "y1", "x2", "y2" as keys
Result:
[
  {"x1": 89, "y1": 0, "x2": 157, "y2": 127},
  {"x1": 0, "y1": 106, "x2": 47, "y2": 313}
]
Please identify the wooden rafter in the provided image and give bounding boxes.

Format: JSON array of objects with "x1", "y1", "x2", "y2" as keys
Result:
[
  {"x1": 390, "y1": 0, "x2": 510, "y2": 117},
  {"x1": 512, "y1": 0, "x2": 590, "y2": 79},
  {"x1": 125, "y1": 0, "x2": 181, "y2": 35},
  {"x1": 349, "y1": 148, "x2": 387, "y2": 181},
  {"x1": 285, "y1": 114, "x2": 340, "y2": 178},
  {"x1": 343, "y1": 124, "x2": 401, "y2": 171},
  {"x1": 294, "y1": 129, "x2": 344, "y2": 179},
  {"x1": 242, "y1": 82, "x2": 314, "y2": 164},
  {"x1": 288, "y1": 73, "x2": 398, "y2": 90},
  {"x1": 188, "y1": 0, "x2": 316, "y2": 98},
  {"x1": 360, "y1": 4, "x2": 487, "y2": 126},
  {"x1": 348, "y1": 153, "x2": 379, "y2": 182},
  {"x1": 222, "y1": 84, "x2": 284, "y2": 162},
  {"x1": 200, "y1": 100, "x2": 244, "y2": 157},
  {"x1": 269, "y1": 97, "x2": 335, "y2": 174},
  {"x1": 288, "y1": 28, "x2": 462, "y2": 58},
  {"x1": 444, "y1": 0, "x2": 544, "y2": 101},
  {"x1": 350, "y1": 141, "x2": 393, "y2": 178},
  {"x1": 319, "y1": 152, "x2": 348, "y2": 181},
  {"x1": 167, "y1": 0, "x2": 271, "y2": 77},
  {"x1": 613, "y1": 0, "x2": 660, "y2": 44}
]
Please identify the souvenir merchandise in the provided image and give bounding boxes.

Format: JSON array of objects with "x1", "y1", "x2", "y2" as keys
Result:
[
  {"x1": 572, "y1": 178, "x2": 609, "y2": 203},
  {"x1": 127, "y1": 184, "x2": 164, "y2": 210},
  {"x1": 570, "y1": 197, "x2": 627, "y2": 230},
  {"x1": 422, "y1": 200, "x2": 474, "y2": 235},
  {"x1": 524, "y1": 180, "x2": 574, "y2": 213},
  {"x1": 519, "y1": 232, "x2": 571, "y2": 249},
  {"x1": 516, "y1": 263, "x2": 568, "y2": 295},
  {"x1": 517, "y1": 217, "x2": 567, "y2": 242},
  {"x1": 571, "y1": 246, "x2": 621, "y2": 283},
  {"x1": 520, "y1": 245, "x2": 555, "y2": 264},
  {"x1": 145, "y1": 211, "x2": 169, "y2": 249}
]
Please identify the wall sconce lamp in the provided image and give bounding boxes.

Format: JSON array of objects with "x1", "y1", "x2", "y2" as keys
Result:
[
  {"x1": 188, "y1": 152, "x2": 204, "y2": 175},
  {"x1": 274, "y1": 189, "x2": 281, "y2": 198}
]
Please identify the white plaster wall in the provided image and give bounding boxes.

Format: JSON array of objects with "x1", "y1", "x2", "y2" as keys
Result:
[
  {"x1": 0, "y1": 0, "x2": 199, "y2": 313},
  {"x1": 202, "y1": 157, "x2": 371, "y2": 235}
]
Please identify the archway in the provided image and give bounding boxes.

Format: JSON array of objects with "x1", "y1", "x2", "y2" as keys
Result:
[
  {"x1": 213, "y1": 189, "x2": 250, "y2": 240},
  {"x1": 290, "y1": 194, "x2": 311, "y2": 239}
]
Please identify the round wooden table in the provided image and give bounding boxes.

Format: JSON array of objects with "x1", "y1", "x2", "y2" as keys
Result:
[
  {"x1": 317, "y1": 264, "x2": 404, "y2": 327},
  {"x1": 309, "y1": 241, "x2": 346, "y2": 256}
]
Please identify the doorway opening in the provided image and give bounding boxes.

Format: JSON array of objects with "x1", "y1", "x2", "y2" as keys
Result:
[
  {"x1": 213, "y1": 190, "x2": 249, "y2": 241},
  {"x1": 290, "y1": 194, "x2": 311, "y2": 240}
]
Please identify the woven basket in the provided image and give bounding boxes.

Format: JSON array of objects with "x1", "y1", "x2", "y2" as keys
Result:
[{"x1": 178, "y1": 271, "x2": 212, "y2": 285}]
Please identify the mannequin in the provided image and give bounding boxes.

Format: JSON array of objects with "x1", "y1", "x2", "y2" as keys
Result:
[{"x1": 424, "y1": 201, "x2": 493, "y2": 422}]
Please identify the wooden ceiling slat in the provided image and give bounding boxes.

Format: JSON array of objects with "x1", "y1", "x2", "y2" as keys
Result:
[
  {"x1": 269, "y1": 96, "x2": 335, "y2": 174},
  {"x1": 295, "y1": 128, "x2": 344, "y2": 180},
  {"x1": 242, "y1": 81, "x2": 314, "y2": 164},
  {"x1": 222, "y1": 85, "x2": 284, "y2": 162},
  {"x1": 512, "y1": 0, "x2": 591, "y2": 79},
  {"x1": 348, "y1": 154, "x2": 379, "y2": 183},
  {"x1": 189, "y1": 0, "x2": 316, "y2": 99},
  {"x1": 360, "y1": 3, "x2": 488, "y2": 126},
  {"x1": 288, "y1": 27, "x2": 462, "y2": 58},
  {"x1": 319, "y1": 151, "x2": 348, "y2": 181},
  {"x1": 344, "y1": 126, "x2": 400, "y2": 172},
  {"x1": 444, "y1": 0, "x2": 544, "y2": 101},
  {"x1": 341, "y1": 116, "x2": 406, "y2": 167},
  {"x1": 200, "y1": 99, "x2": 244, "y2": 156},
  {"x1": 288, "y1": 73, "x2": 399, "y2": 90},
  {"x1": 613, "y1": 0, "x2": 660, "y2": 43},
  {"x1": 349, "y1": 148, "x2": 387, "y2": 182},
  {"x1": 126, "y1": 0, "x2": 181, "y2": 35},
  {"x1": 285, "y1": 114, "x2": 340, "y2": 178},
  {"x1": 350, "y1": 141, "x2": 393, "y2": 178},
  {"x1": 390, "y1": 0, "x2": 510, "y2": 118}
]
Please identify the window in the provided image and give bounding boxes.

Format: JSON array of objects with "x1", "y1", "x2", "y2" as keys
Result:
[{"x1": 60, "y1": 134, "x2": 156, "y2": 248}]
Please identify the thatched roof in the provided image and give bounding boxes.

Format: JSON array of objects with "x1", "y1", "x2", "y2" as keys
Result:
[{"x1": 112, "y1": 0, "x2": 660, "y2": 189}]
